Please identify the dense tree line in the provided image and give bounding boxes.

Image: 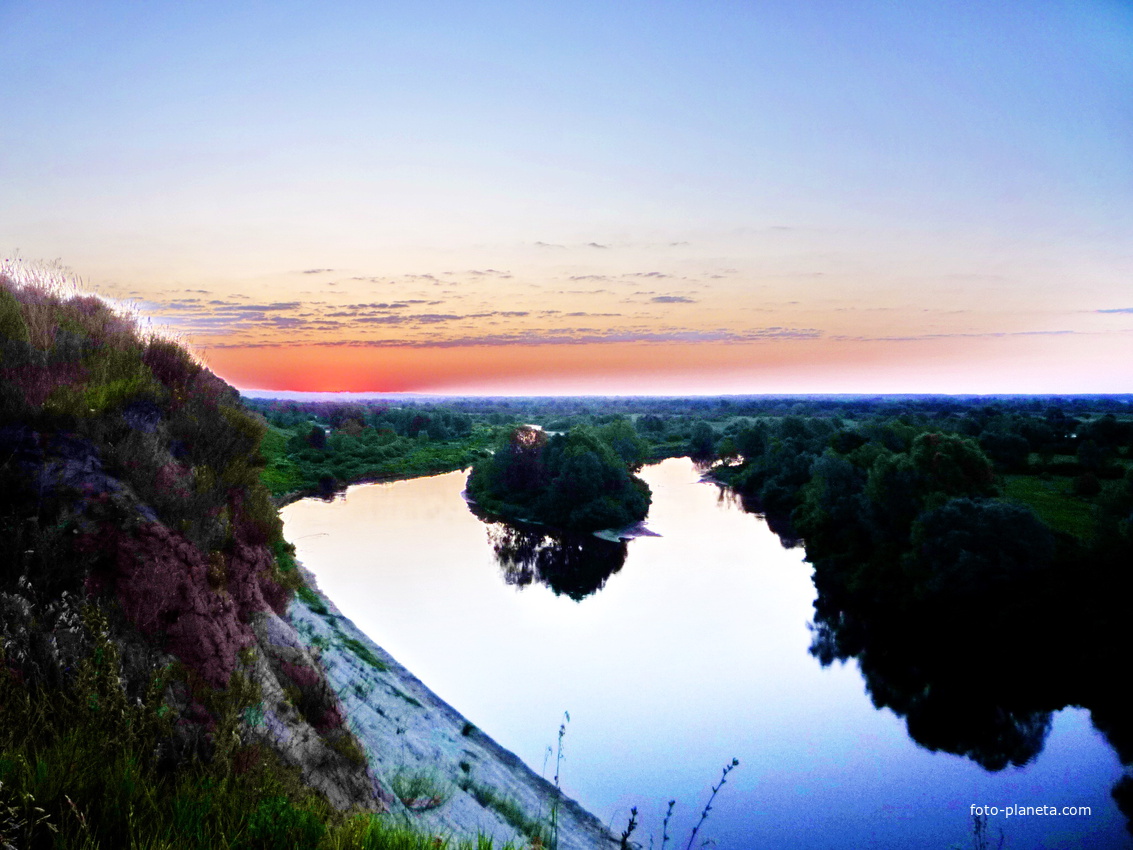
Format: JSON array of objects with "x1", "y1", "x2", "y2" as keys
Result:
[{"x1": 243, "y1": 399, "x2": 490, "y2": 500}]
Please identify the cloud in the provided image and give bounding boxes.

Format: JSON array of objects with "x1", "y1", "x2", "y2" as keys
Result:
[
  {"x1": 651, "y1": 295, "x2": 697, "y2": 304},
  {"x1": 230, "y1": 302, "x2": 303, "y2": 312},
  {"x1": 465, "y1": 269, "x2": 512, "y2": 277},
  {"x1": 587, "y1": 242, "x2": 609, "y2": 249},
  {"x1": 203, "y1": 325, "x2": 823, "y2": 349},
  {"x1": 1097, "y1": 308, "x2": 1133, "y2": 314},
  {"x1": 301, "y1": 268, "x2": 334, "y2": 274},
  {"x1": 831, "y1": 330, "x2": 1083, "y2": 342}
]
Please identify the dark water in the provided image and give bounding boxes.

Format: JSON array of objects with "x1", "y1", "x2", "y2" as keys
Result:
[{"x1": 282, "y1": 458, "x2": 1129, "y2": 848}]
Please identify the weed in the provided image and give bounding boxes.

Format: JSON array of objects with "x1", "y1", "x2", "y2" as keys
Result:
[
  {"x1": 297, "y1": 585, "x2": 330, "y2": 616},
  {"x1": 659, "y1": 799, "x2": 675, "y2": 849},
  {"x1": 548, "y1": 711, "x2": 569, "y2": 850},
  {"x1": 970, "y1": 813, "x2": 1005, "y2": 850},
  {"x1": 619, "y1": 806, "x2": 638, "y2": 849},
  {"x1": 311, "y1": 634, "x2": 331, "y2": 651},
  {"x1": 343, "y1": 636, "x2": 389, "y2": 670},
  {"x1": 391, "y1": 687, "x2": 422, "y2": 708},
  {"x1": 327, "y1": 730, "x2": 369, "y2": 769},
  {"x1": 685, "y1": 758, "x2": 739, "y2": 850},
  {"x1": 392, "y1": 769, "x2": 452, "y2": 812},
  {"x1": 457, "y1": 777, "x2": 548, "y2": 846},
  {"x1": 243, "y1": 795, "x2": 326, "y2": 850}
]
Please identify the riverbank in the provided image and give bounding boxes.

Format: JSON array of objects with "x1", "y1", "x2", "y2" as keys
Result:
[{"x1": 290, "y1": 565, "x2": 622, "y2": 849}]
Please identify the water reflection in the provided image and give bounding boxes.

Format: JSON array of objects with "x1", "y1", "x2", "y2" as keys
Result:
[
  {"x1": 282, "y1": 460, "x2": 1128, "y2": 847},
  {"x1": 805, "y1": 578, "x2": 1133, "y2": 827},
  {"x1": 744, "y1": 488, "x2": 1133, "y2": 830},
  {"x1": 485, "y1": 523, "x2": 628, "y2": 601}
]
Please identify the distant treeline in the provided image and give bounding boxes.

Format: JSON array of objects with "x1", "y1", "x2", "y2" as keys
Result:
[
  {"x1": 245, "y1": 393, "x2": 1133, "y2": 505},
  {"x1": 243, "y1": 398, "x2": 492, "y2": 500}
]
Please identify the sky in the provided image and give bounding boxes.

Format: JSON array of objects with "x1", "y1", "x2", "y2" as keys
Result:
[{"x1": 2, "y1": 1, "x2": 1131, "y2": 395}]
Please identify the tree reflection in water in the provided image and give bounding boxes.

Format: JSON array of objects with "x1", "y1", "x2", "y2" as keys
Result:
[
  {"x1": 485, "y1": 523, "x2": 628, "y2": 601},
  {"x1": 766, "y1": 497, "x2": 1133, "y2": 829}
]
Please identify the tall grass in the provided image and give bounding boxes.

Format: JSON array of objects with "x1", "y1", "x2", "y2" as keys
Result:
[
  {"x1": 0, "y1": 598, "x2": 521, "y2": 850},
  {"x1": 456, "y1": 777, "x2": 548, "y2": 847}
]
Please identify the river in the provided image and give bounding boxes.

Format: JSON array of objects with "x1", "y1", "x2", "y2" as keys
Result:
[{"x1": 281, "y1": 457, "x2": 1128, "y2": 848}]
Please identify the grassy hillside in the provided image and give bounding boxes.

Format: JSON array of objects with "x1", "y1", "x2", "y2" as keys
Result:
[{"x1": 0, "y1": 267, "x2": 523, "y2": 849}]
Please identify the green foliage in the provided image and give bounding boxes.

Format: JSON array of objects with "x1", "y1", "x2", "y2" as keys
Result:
[
  {"x1": 256, "y1": 417, "x2": 496, "y2": 502},
  {"x1": 747, "y1": 403, "x2": 1133, "y2": 807},
  {"x1": 326, "y1": 732, "x2": 369, "y2": 769},
  {"x1": 905, "y1": 498, "x2": 1055, "y2": 604},
  {"x1": 297, "y1": 585, "x2": 331, "y2": 617},
  {"x1": 390, "y1": 770, "x2": 452, "y2": 812},
  {"x1": 0, "y1": 287, "x2": 31, "y2": 346},
  {"x1": 597, "y1": 418, "x2": 648, "y2": 471},
  {"x1": 0, "y1": 599, "x2": 511, "y2": 850},
  {"x1": 468, "y1": 424, "x2": 651, "y2": 532},
  {"x1": 456, "y1": 777, "x2": 548, "y2": 846},
  {"x1": 1003, "y1": 475, "x2": 1097, "y2": 539},
  {"x1": 687, "y1": 421, "x2": 716, "y2": 459},
  {"x1": 242, "y1": 795, "x2": 326, "y2": 849},
  {"x1": 342, "y1": 637, "x2": 388, "y2": 671}
]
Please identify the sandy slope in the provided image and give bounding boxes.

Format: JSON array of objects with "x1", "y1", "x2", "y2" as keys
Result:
[{"x1": 290, "y1": 567, "x2": 622, "y2": 849}]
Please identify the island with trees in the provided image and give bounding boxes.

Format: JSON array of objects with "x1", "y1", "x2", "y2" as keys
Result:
[{"x1": 465, "y1": 422, "x2": 651, "y2": 533}]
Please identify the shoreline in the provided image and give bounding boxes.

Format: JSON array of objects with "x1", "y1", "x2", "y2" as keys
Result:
[{"x1": 290, "y1": 564, "x2": 621, "y2": 849}]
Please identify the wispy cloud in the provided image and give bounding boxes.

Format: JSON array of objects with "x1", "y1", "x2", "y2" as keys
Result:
[
  {"x1": 231, "y1": 302, "x2": 303, "y2": 312},
  {"x1": 832, "y1": 329, "x2": 1087, "y2": 342},
  {"x1": 204, "y1": 325, "x2": 824, "y2": 349}
]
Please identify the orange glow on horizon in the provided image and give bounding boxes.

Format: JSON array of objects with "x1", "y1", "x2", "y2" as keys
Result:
[{"x1": 199, "y1": 334, "x2": 1133, "y2": 396}]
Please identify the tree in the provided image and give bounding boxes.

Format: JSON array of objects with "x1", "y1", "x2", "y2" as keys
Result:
[
  {"x1": 688, "y1": 421, "x2": 715, "y2": 459},
  {"x1": 598, "y1": 419, "x2": 648, "y2": 471},
  {"x1": 306, "y1": 425, "x2": 327, "y2": 449}
]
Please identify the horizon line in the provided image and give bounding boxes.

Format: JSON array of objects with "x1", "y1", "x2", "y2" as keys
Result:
[{"x1": 238, "y1": 388, "x2": 1133, "y2": 402}]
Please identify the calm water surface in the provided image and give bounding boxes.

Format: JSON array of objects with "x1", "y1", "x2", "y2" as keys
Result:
[{"x1": 282, "y1": 458, "x2": 1128, "y2": 848}]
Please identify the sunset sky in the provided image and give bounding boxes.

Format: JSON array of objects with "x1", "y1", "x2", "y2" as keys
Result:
[{"x1": 2, "y1": 1, "x2": 1131, "y2": 395}]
